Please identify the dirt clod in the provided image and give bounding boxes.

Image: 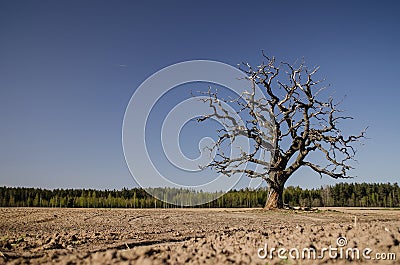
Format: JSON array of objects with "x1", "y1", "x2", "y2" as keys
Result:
[{"x1": 0, "y1": 207, "x2": 399, "y2": 264}]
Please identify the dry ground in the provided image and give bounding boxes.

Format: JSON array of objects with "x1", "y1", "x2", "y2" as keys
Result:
[{"x1": 0, "y1": 207, "x2": 399, "y2": 264}]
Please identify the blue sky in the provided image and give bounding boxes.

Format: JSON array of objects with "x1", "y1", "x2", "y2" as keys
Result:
[{"x1": 0, "y1": 1, "x2": 399, "y2": 190}]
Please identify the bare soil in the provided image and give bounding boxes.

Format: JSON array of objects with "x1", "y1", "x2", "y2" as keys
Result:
[{"x1": 0, "y1": 207, "x2": 399, "y2": 264}]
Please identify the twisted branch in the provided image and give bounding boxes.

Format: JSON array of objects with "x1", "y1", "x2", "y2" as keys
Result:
[{"x1": 197, "y1": 53, "x2": 366, "y2": 187}]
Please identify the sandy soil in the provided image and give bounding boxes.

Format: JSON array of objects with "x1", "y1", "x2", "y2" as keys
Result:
[{"x1": 0, "y1": 207, "x2": 399, "y2": 264}]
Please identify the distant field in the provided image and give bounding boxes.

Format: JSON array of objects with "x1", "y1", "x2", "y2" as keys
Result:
[{"x1": 0, "y1": 207, "x2": 399, "y2": 264}]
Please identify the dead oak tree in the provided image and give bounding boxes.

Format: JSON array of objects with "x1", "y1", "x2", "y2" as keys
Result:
[{"x1": 198, "y1": 54, "x2": 366, "y2": 209}]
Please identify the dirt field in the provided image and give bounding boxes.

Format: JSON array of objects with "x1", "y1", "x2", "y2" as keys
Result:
[{"x1": 0, "y1": 207, "x2": 399, "y2": 264}]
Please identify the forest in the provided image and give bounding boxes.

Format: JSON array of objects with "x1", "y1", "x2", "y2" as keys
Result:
[{"x1": 0, "y1": 182, "x2": 399, "y2": 208}]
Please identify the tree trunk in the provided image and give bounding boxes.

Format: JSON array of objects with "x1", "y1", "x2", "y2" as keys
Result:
[{"x1": 264, "y1": 179, "x2": 285, "y2": 210}]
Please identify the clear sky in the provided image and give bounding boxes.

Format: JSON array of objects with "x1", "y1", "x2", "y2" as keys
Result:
[{"x1": 1, "y1": 1, "x2": 399, "y2": 190}]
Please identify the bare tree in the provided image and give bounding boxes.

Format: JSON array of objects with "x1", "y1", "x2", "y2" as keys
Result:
[{"x1": 198, "y1": 53, "x2": 366, "y2": 209}]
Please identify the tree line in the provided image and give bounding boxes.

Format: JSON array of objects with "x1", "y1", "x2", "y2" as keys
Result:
[{"x1": 0, "y1": 182, "x2": 399, "y2": 208}]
